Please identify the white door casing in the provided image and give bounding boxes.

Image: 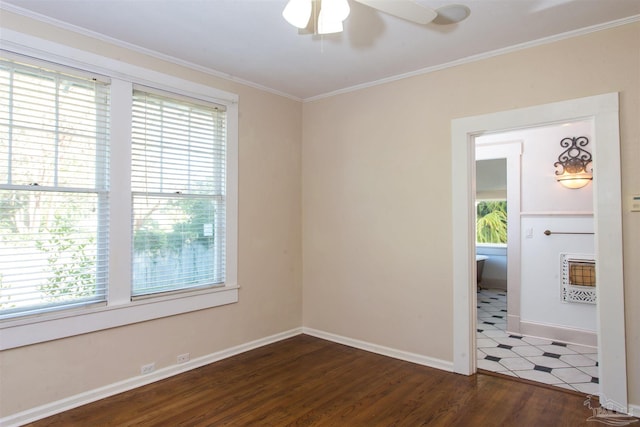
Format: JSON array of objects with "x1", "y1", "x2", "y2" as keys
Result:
[{"x1": 452, "y1": 93, "x2": 628, "y2": 411}]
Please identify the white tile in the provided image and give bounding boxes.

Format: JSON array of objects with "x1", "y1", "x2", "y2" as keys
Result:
[
  {"x1": 584, "y1": 353, "x2": 599, "y2": 362},
  {"x1": 482, "y1": 347, "x2": 519, "y2": 358},
  {"x1": 515, "y1": 370, "x2": 565, "y2": 385},
  {"x1": 477, "y1": 338, "x2": 499, "y2": 348},
  {"x1": 551, "y1": 367, "x2": 592, "y2": 383},
  {"x1": 567, "y1": 344, "x2": 597, "y2": 354},
  {"x1": 521, "y1": 336, "x2": 553, "y2": 346},
  {"x1": 477, "y1": 302, "x2": 495, "y2": 307},
  {"x1": 536, "y1": 345, "x2": 578, "y2": 355},
  {"x1": 494, "y1": 337, "x2": 530, "y2": 347},
  {"x1": 577, "y1": 366, "x2": 599, "y2": 378},
  {"x1": 554, "y1": 383, "x2": 578, "y2": 392},
  {"x1": 482, "y1": 329, "x2": 509, "y2": 338},
  {"x1": 559, "y1": 354, "x2": 598, "y2": 367},
  {"x1": 571, "y1": 382, "x2": 600, "y2": 395},
  {"x1": 477, "y1": 358, "x2": 509, "y2": 372},
  {"x1": 525, "y1": 356, "x2": 571, "y2": 369},
  {"x1": 478, "y1": 313, "x2": 498, "y2": 319},
  {"x1": 512, "y1": 346, "x2": 544, "y2": 357},
  {"x1": 499, "y1": 357, "x2": 535, "y2": 371},
  {"x1": 478, "y1": 323, "x2": 499, "y2": 331}
]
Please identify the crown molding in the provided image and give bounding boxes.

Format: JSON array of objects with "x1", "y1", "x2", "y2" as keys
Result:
[
  {"x1": 2, "y1": 3, "x2": 637, "y2": 103},
  {"x1": 304, "y1": 14, "x2": 640, "y2": 102},
  {"x1": 0, "y1": 3, "x2": 303, "y2": 102}
]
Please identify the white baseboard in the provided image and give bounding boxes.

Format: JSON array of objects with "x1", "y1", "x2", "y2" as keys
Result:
[
  {"x1": 3, "y1": 327, "x2": 457, "y2": 426},
  {"x1": 506, "y1": 314, "x2": 521, "y2": 334},
  {"x1": 628, "y1": 403, "x2": 639, "y2": 417},
  {"x1": 519, "y1": 320, "x2": 597, "y2": 347},
  {"x1": 302, "y1": 327, "x2": 453, "y2": 372},
  {"x1": 0, "y1": 328, "x2": 303, "y2": 427}
]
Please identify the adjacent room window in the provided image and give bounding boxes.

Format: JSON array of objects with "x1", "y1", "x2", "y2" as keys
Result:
[
  {"x1": 476, "y1": 200, "x2": 507, "y2": 244},
  {"x1": 0, "y1": 58, "x2": 110, "y2": 318},
  {"x1": 131, "y1": 89, "x2": 227, "y2": 296}
]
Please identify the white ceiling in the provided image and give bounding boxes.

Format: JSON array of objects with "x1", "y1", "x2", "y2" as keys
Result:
[{"x1": 2, "y1": 0, "x2": 639, "y2": 100}]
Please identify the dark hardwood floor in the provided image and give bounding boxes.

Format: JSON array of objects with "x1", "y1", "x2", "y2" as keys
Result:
[{"x1": 26, "y1": 334, "x2": 609, "y2": 426}]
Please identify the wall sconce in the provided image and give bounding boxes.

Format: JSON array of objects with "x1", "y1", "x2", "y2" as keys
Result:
[{"x1": 554, "y1": 136, "x2": 593, "y2": 189}]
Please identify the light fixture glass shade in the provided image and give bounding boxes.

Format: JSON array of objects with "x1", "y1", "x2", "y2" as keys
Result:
[
  {"x1": 317, "y1": 11, "x2": 343, "y2": 34},
  {"x1": 321, "y1": 0, "x2": 350, "y2": 21},
  {"x1": 556, "y1": 171, "x2": 593, "y2": 189},
  {"x1": 318, "y1": 0, "x2": 349, "y2": 34},
  {"x1": 554, "y1": 136, "x2": 593, "y2": 189},
  {"x1": 283, "y1": 0, "x2": 312, "y2": 29}
]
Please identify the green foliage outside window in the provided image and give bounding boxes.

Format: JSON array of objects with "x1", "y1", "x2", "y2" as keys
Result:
[
  {"x1": 133, "y1": 198, "x2": 215, "y2": 256},
  {"x1": 476, "y1": 200, "x2": 507, "y2": 244},
  {"x1": 35, "y1": 215, "x2": 96, "y2": 301}
]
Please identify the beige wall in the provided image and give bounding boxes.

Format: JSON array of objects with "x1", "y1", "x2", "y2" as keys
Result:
[
  {"x1": 1, "y1": 12, "x2": 639, "y2": 419},
  {"x1": 0, "y1": 12, "x2": 302, "y2": 416},
  {"x1": 302, "y1": 22, "x2": 639, "y2": 405}
]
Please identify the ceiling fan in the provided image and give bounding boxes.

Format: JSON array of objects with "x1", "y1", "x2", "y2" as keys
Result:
[{"x1": 282, "y1": 0, "x2": 471, "y2": 35}]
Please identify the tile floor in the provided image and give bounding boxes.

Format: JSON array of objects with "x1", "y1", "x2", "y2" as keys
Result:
[{"x1": 476, "y1": 288, "x2": 600, "y2": 394}]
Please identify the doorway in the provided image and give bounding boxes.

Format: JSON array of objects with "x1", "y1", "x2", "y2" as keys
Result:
[
  {"x1": 452, "y1": 93, "x2": 628, "y2": 411},
  {"x1": 475, "y1": 141, "x2": 522, "y2": 335},
  {"x1": 474, "y1": 125, "x2": 600, "y2": 393}
]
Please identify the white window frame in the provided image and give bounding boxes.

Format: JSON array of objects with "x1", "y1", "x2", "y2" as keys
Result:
[
  {"x1": 0, "y1": 30, "x2": 239, "y2": 350},
  {"x1": 0, "y1": 57, "x2": 111, "y2": 317}
]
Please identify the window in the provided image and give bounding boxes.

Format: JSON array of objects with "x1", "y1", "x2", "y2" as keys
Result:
[
  {"x1": 0, "y1": 58, "x2": 110, "y2": 318},
  {"x1": 476, "y1": 200, "x2": 507, "y2": 244},
  {"x1": 131, "y1": 89, "x2": 226, "y2": 296},
  {"x1": 0, "y1": 43, "x2": 237, "y2": 350}
]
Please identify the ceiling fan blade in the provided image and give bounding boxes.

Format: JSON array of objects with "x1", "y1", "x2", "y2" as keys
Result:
[{"x1": 354, "y1": 0, "x2": 437, "y2": 25}]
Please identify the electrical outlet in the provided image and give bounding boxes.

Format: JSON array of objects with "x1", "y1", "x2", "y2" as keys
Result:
[
  {"x1": 141, "y1": 362, "x2": 155, "y2": 375},
  {"x1": 177, "y1": 353, "x2": 190, "y2": 364}
]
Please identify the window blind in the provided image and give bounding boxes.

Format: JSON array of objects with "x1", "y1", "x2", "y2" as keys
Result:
[
  {"x1": 131, "y1": 88, "x2": 226, "y2": 296},
  {"x1": 0, "y1": 58, "x2": 110, "y2": 318}
]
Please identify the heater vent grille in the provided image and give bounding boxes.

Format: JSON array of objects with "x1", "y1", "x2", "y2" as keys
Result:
[{"x1": 561, "y1": 253, "x2": 596, "y2": 304}]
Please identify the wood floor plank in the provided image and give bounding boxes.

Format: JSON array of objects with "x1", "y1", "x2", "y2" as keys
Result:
[{"x1": 23, "y1": 335, "x2": 629, "y2": 426}]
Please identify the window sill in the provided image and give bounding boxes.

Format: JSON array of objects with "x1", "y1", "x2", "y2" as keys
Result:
[
  {"x1": 476, "y1": 243, "x2": 507, "y2": 248},
  {"x1": 0, "y1": 285, "x2": 239, "y2": 350}
]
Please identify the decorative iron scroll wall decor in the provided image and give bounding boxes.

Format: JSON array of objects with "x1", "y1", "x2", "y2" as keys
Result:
[
  {"x1": 554, "y1": 136, "x2": 593, "y2": 189},
  {"x1": 560, "y1": 253, "x2": 596, "y2": 304}
]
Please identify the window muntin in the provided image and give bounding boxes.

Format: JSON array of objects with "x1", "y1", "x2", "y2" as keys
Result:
[
  {"x1": 131, "y1": 89, "x2": 226, "y2": 296},
  {"x1": 0, "y1": 58, "x2": 110, "y2": 318}
]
